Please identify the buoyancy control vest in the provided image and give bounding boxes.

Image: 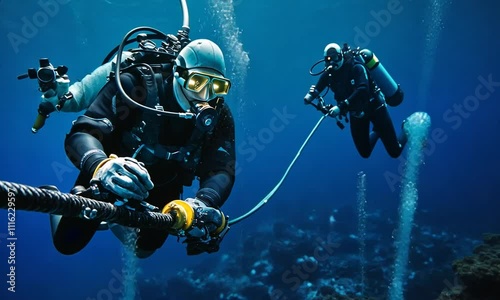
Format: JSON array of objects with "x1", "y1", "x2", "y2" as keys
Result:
[{"x1": 108, "y1": 38, "x2": 221, "y2": 186}]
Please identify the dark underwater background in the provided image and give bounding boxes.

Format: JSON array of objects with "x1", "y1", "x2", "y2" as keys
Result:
[{"x1": 0, "y1": 0, "x2": 499, "y2": 299}]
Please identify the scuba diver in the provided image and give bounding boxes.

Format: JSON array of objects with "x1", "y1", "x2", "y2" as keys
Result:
[
  {"x1": 14, "y1": 0, "x2": 236, "y2": 258},
  {"x1": 48, "y1": 36, "x2": 236, "y2": 258},
  {"x1": 303, "y1": 42, "x2": 411, "y2": 158}
]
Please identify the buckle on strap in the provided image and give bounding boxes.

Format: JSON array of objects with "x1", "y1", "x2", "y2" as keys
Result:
[
  {"x1": 142, "y1": 144, "x2": 188, "y2": 162},
  {"x1": 164, "y1": 150, "x2": 184, "y2": 161}
]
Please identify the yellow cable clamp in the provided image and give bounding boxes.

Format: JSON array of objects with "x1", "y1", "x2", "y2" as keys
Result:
[
  {"x1": 212, "y1": 212, "x2": 227, "y2": 236},
  {"x1": 161, "y1": 200, "x2": 195, "y2": 231}
]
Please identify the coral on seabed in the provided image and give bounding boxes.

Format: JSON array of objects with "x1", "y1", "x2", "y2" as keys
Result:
[
  {"x1": 134, "y1": 206, "x2": 480, "y2": 300},
  {"x1": 436, "y1": 233, "x2": 500, "y2": 300}
]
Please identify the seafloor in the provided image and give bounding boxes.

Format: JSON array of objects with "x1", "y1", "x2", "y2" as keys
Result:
[{"x1": 129, "y1": 205, "x2": 498, "y2": 300}]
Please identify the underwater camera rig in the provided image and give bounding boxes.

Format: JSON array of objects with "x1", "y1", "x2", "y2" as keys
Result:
[
  {"x1": 17, "y1": 58, "x2": 68, "y2": 93},
  {"x1": 17, "y1": 58, "x2": 74, "y2": 133}
]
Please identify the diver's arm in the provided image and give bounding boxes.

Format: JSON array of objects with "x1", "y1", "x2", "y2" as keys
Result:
[
  {"x1": 304, "y1": 71, "x2": 330, "y2": 102},
  {"x1": 45, "y1": 52, "x2": 132, "y2": 113},
  {"x1": 196, "y1": 103, "x2": 236, "y2": 208},
  {"x1": 345, "y1": 64, "x2": 370, "y2": 105},
  {"x1": 60, "y1": 62, "x2": 113, "y2": 112},
  {"x1": 65, "y1": 73, "x2": 139, "y2": 178},
  {"x1": 65, "y1": 130, "x2": 109, "y2": 176},
  {"x1": 315, "y1": 70, "x2": 331, "y2": 94},
  {"x1": 64, "y1": 84, "x2": 116, "y2": 177}
]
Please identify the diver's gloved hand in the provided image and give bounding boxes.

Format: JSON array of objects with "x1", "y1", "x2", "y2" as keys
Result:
[
  {"x1": 40, "y1": 76, "x2": 70, "y2": 110},
  {"x1": 341, "y1": 99, "x2": 366, "y2": 118},
  {"x1": 184, "y1": 198, "x2": 225, "y2": 237},
  {"x1": 338, "y1": 99, "x2": 349, "y2": 113},
  {"x1": 91, "y1": 154, "x2": 154, "y2": 201},
  {"x1": 327, "y1": 100, "x2": 349, "y2": 117},
  {"x1": 182, "y1": 197, "x2": 228, "y2": 255},
  {"x1": 304, "y1": 85, "x2": 319, "y2": 104}
]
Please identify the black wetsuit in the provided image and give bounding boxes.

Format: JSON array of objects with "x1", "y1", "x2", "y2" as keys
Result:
[
  {"x1": 54, "y1": 71, "x2": 236, "y2": 255},
  {"x1": 314, "y1": 57, "x2": 406, "y2": 158}
]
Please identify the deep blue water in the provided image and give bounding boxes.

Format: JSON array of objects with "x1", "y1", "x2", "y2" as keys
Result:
[{"x1": 0, "y1": 0, "x2": 499, "y2": 299}]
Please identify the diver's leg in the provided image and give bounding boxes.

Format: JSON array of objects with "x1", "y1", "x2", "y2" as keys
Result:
[
  {"x1": 132, "y1": 186, "x2": 179, "y2": 258},
  {"x1": 108, "y1": 223, "x2": 169, "y2": 258},
  {"x1": 108, "y1": 223, "x2": 137, "y2": 245},
  {"x1": 109, "y1": 187, "x2": 178, "y2": 258},
  {"x1": 50, "y1": 214, "x2": 63, "y2": 237},
  {"x1": 50, "y1": 215, "x2": 101, "y2": 255},
  {"x1": 350, "y1": 113, "x2": 374, "y2": 158},
  {"x1": 135, "y1": 228, "x2": 169, "y2": 258},
  {"x1": 108, "y1": 223, "x2": 142, "y2": 254},
  {"x1": 371, "y1": 104, "x2": 406, "y2": 158},
  {"x1": 46, "y1": 180, "x2": 101, "y2": 255}
]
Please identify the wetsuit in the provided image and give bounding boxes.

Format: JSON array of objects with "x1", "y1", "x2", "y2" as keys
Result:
[
  {"x1": 53, "y1": 70, "x2": 236, "y2": 255},
  {"x1": 314, "y1": 57, "x2": 406, "y2": 158}
]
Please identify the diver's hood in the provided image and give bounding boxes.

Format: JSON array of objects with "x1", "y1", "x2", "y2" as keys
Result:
[
  {"x1": 173, "y1": 39, "x2": 227, "y2": 112},
  {"x1": 173, "y1": 75, "x2": 192, "y2": 112}
]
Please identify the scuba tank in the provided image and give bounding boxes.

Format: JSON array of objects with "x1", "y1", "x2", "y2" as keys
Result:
[
  {"x1": 358, "y1": 48, "x2": 404, "y2": 107},
  {"x1": 340, "y1": 43, "x2": 404, "y2": 107}
]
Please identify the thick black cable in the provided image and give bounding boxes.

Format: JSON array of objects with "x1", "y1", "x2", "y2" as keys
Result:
[{"x1": 0, "y1": 181, "x2": 175, "y2": 230}]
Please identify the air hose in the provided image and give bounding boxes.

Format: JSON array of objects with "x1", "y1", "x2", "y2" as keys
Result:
[
  {"x1": 1, "y1": 105, "x2": 332, "y2": 228},
  {"x1": 228, "y1": 114, "x2": 328, "y2": 225}
]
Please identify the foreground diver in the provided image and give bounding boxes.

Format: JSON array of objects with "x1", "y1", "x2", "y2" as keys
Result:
[
  {"x1": 304, "y1": 43, "x2": 411, "y2": 158},
  {"x1": 51, "y1": 38, "x2": 236, "y2": 258}
]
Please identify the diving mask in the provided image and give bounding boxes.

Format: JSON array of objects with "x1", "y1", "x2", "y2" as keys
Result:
[
  {"x1": 177, "y1": 69, "x2": 231, "y2": 101},
  {"x1": 324, "y1": 43, "x2": 344, "y2": 71},
  {"x1": 325, "y1": 53, "x2": 342, "y2": 65},
  {"x1": 325, "y1": 52, "x2": 343, "y2": 70}
]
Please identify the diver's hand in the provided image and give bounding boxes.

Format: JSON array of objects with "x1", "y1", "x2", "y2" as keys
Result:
[
  {"x1": 40, "y1": 76, "x2": 70, "y2": 110},
  {"x1": 182, "y1": 197, "x2": 228, "y2": 255},
  {"x1": 91, "y1": 155, "x2": 154, "y2": 201},
  {"x1": 304, "y1": 85, "x2": 318, "y2": 104},
  {"x1": 338, "y1": 100, "x2": 349, "y2": 114},
  {"x1": 184, "y1": 198, "x2": 225, "y2": 237},
  {"x1": 327, "y1": 105, "x2": 341, "y2": 117}
]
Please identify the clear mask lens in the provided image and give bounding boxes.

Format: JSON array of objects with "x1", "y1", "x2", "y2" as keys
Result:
[
  {"x1": 211, "y1": 78, "x2": 231, "y2": 94},
  {"x1": 186, "y1": 74, "x2": 210, "y2": 93},
  {"x1": 325, "y1": 54, "x2": 341, "y2": 64}
]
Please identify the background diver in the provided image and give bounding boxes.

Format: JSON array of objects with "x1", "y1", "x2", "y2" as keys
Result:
[{"x1": 303, "y1": 42, "x2": 413, "y2": 159}]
